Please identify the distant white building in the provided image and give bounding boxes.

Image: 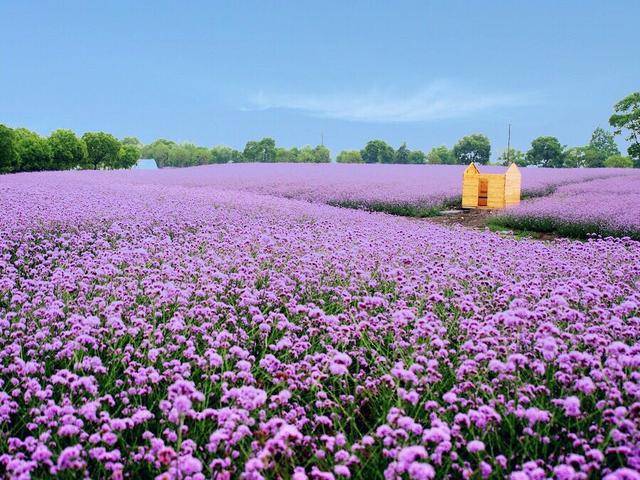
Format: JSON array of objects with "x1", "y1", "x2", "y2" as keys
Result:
[{"x1": 133, "y1": 158, "x2": 158, "y2": 170}]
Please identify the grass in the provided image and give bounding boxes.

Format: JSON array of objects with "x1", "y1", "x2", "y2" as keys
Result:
[{"x1": 327, "y1": 199, "x2": 448, "y2": 218}]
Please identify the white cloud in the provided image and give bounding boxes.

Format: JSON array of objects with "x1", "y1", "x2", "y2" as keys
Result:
[{"x1": 245, "y1": 81, "x2": 537, "y2": 123}]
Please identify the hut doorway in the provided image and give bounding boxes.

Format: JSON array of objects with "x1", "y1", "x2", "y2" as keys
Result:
[{"x1": 478, "y1": 179, "x2": 488, "y2": 207}]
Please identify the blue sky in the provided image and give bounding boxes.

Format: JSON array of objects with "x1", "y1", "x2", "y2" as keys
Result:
[{"x1": 1, "y1": 1, "x2": 638, "y2": 157}]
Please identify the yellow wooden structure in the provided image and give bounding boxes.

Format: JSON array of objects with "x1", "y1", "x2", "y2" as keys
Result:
[{"x1": 462, "y1": 163, "x2": 521, "y2": 209}]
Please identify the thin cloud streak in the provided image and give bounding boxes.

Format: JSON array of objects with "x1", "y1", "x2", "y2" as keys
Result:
[{"x1": 246, "y1": 82, "x2": 539, "y2": 123}]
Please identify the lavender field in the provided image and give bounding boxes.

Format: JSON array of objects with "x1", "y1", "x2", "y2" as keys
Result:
[
  {"x1": 1, "y1": 168, "x2": 640, "y2": 479},
  {"x1": 492, "y1": 174, "x2": 640, "y2": 239},
  {"x1": 119, "y1": 163, "x2": 631, "y2": 216}
]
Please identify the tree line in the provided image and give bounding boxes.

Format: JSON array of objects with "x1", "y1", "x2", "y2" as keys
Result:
[
  {"x1": 337, "y1": 91, "x2": 639, "y2": 168},
  {"x1": 0, "y1": 127, "x2": 141, "y2": 173},
  {"x1": 494, "y1": 127, "x2": 634, "y2": 168},
  {"x1": 337, "y1": 134, "x2": 492, "y2": 165},
  {"x1": 1, "y1": 92, "x2": 638, "y2": 173},
  {"x1": 0, "y1": 128, "x2": 332, "y2": 173},
  {"x1": 140, "y1": 137, "x2": 331, "y2": 168},
  {"x1": 336, "y1": 128, "x2": 634, "y2": 168}
]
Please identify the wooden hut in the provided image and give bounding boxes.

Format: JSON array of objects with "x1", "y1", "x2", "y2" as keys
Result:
[{"x1": 462, "y1": 163, "x2": 521, "y2": 209}]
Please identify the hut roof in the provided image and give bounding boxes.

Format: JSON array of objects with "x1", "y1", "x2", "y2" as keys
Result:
[
  {"x1": 463, "y1": 163, "x2": 480, "y2": 176},
  {"x1": 505, "y1": 163, "x2": 521, "y2": 177}
]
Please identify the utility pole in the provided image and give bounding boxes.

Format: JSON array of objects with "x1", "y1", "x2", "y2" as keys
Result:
[
  {"x1": 507, "y1": 123, "x2": 512, "y2": 164},
  {"x1": 321, "y1": 132, "x2": 324, "y2": 147}
]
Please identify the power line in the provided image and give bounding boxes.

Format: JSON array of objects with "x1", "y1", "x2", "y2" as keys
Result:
[{"x1": 507, "y1": 123, "x2": 512, "y2": 164}]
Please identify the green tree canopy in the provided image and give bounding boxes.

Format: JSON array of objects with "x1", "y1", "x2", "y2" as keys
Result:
[
  {"x1": 116, "y1": 144, "x2": 140, "y2": 169},
  {"x1": 361, "y1": 140, "x2": 394, "y2": 164},
  {"x1": 426, "y1": 146, "x2": 454, "y2": 164},
  {"x1": 167, "y1": 144, "x2": 192, "y2": 167},
  {"x1": 243, "y1": 138, "x2": 276, "y2": 163},
  {"x1": 562, "y1": 146, "x2": 605, "y2": 168},
  {"x1": 497, "y1": 147, "x2": 526, "y2": 167},
  {"x1": 563, "y1": 147, "x2": 584, "y2": 168},
  {"x1": 297, "y1": 145, "x2": 331, "y2": 163},
  {"x1": 167, "y1": 143, "x2": 211, "y2": 167},
  {"x1": 452, "y1": 134, "x2": 491, "y2": 165},
  {"x1": 609, "y1": 91, "x2": 640, "y2": 167},
  {"x1": 140, "y1": 139, "x2": 176, "y2": 167},
  {"x1": 581, "y1": 147, "x2": 606, "y2": 168},
  {"x1": 407, "y1": 150, "x2": 426, "y2": 164},
  {"x1": 312, "y1": 145, "x2": 331, "y2": 163},
  {"x1": 394, "y1": 143, "x2": 410, "y2": 164},
  {"x1": 211, "y1": 145, "x2": 242, "y2": 164},
  {"x1": 48, "y1": 129, "x2": 87, "y2": 170},
  {"x1": 0, "y1": 124, "x2": 19, "y2": 174},
  {"x1": 82, "y1": 132, "x2": 121, "y2": 169},
  {"x1": 121, "y1": 136, "x2": 142, "y2": 147},
  {"x1": 604, "y1": 154, "x2": 633, "y2": 168},
  {"x1": 14, "y1": 128, "x2": 52, "y2": 172},
  {"x1": 336, "y1": 150, "x2": 363, "y2": 163},
  {"x1": 275, "y1": 147, "x2": 297, "y2": 163},
  {"x1": 589, "y1": 127, "x2": 620, "y2": 159},
  {"x1": 525, "y1": 136, "x2": 565, "y2": 168}
]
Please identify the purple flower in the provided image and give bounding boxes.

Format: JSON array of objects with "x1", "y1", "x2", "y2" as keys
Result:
[
  {"x1": 329, "y1": 353, "x2": 352, "y2": 376},
  {"x1": 562, "y1": 396, "x2": 581, "y2": 417},
  {"x1": 467, "y1": 440, "x2": 485, "y2": 454}
]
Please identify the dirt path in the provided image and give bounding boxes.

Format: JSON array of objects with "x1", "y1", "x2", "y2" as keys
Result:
[
  {"x1": 427, "y1": 209, "x2": 493, "y2": 229},
  {"x1": 426, "y1": 209, "x2": 559, "y2": 241}
]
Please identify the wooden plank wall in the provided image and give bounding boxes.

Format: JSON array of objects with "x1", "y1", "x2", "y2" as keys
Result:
[
  {"x1": 462, "y1": 173, "x2": 479, "y2": 208},
  {"x1": 504, "y1": 170, "x2": 521, "y2": 207},
  {"x1": 485, "y1": 175, "x2": 506, "y2": 209}
]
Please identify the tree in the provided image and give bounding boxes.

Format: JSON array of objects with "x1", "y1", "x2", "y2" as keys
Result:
[
  {"x1": 604, "y1": 154, "x2": 633, "y2": 168},
  {"x1": 426, "y1": 146, "x2": 454, "y2": 164},
  {"x1": 164, "y1": 143, "x2": 209, "y2": 167},
  {"x1": 361, "y1": 140, "x2": 394, "y2": 164},
  {"x1": 563, "y1": 145, "x2": 605, "y2": 168},
  {"x1": 580, "y1": 147, "x2": 606, "y2": 168},
  {"x1": 14, "y1": 128, "x2": 52, "y2": 171},
  {"x1": 589, "y1": 127, "x2": 620, "y2": 159},
  {"x1": 166, "y1": 144, "x2": 190, "y2": 167},
  {"x1": 275, "y1": 147, "x2": 296, "y2": 163},
  {"x1": 211, "y1": 145, "x2": 242, "y2": 164},
  {"x1": 525, "y1": 136, "x2": 565, "y2": 168},
  {"x1": 312, "y1": 145, "x2": 331, "y2": 163},
  {"x1": 394, "y1": 143, "x2": 410, "y2": 164},
  {"x1": 563, "y1": 147, "x2": 585, "y2": 168},
  {"x1": 141, "y1": 139, "x2": 175, "y2": 167},
  {"x1": 48, "y1": 129, "x2": 87, "y2": 170},
  {"x1": 296, "y1": 146, "x2": 316, "y2": 163},
  {"x1": 497, "y1": 147, "x2": 526, "y2": 166},
  {"x1": 0, "y1": 124, "x2": 19, "y2": 173},
  {"x1": 116, "y1": 144, "x2": 140, "y2": 169},
  {"x1": 243, "y1": 137, "x2": 276, "y2": 163},
  {"x1": 609, "y1": 92, "x2": 640, "y2": 167},
  {"x1": 82, "y1": 132, "x2": 121, "y2": 169},
  {"x1": 336, "y1": 150, "x2": 363, "y2": 163},
  {"x1": 452, "y1": 134, "x2": 491, "y2": 165},
  {"x1": 407, "y1": 150, "x2": 426, "y2": 164},
  {"x1": 121, "y1": 136, "x2": 142, "y2": 147},
  {"x1": 188, "y1": 144, "x2": 211, "y2": 166}
]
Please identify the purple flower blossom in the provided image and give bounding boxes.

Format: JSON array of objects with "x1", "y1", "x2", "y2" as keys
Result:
[
  {"x1": 329, "y1": 353, "x2": 352, "y2": 376},
  {"x1": 561, "y1": 396, "x2": 581, "y2": 418},
  {"x1": 467, "y1": 440, "x2": 485, "y2": 454}
]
